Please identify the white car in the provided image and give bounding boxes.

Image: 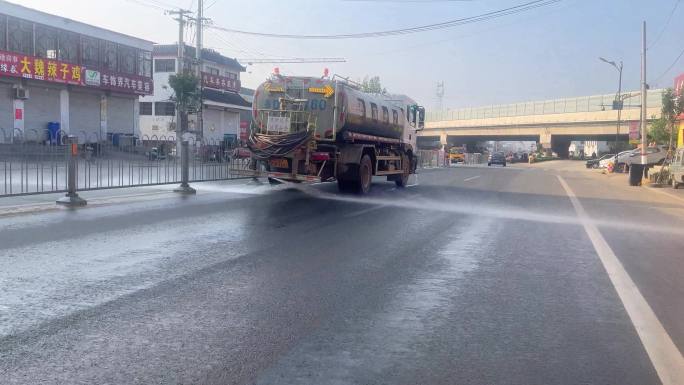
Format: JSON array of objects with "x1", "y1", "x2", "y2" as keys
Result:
[{"x1": 599, "y1": 151, "x2": 632, "y2": 168}]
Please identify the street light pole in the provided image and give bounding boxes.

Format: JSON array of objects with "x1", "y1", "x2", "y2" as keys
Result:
[
  {"x1": 616, "y1": 61, "x2": 623, "y2": 152},
  {"x1": 599, "y1": 57, "x2": 623, "y2": 169}
]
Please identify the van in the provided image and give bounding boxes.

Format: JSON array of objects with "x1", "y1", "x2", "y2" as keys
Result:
[{"x1": 671, "y1": 147, "x2": 684, "y2": 189}]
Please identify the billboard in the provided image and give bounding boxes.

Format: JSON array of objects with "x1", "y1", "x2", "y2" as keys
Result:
[{"x1": 0, "y1": 50, "x2": 153, "y2": 95}]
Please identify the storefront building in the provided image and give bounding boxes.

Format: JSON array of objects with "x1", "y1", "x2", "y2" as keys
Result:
[
  {"x1": 139, "y1": 44, "x2": 250, "y2": 145},
  {"x1": 674, "y1": 72, "x2": 684, "y2": 148},
  {"x1": 0, "y1": 1, "x2": 153, "y2": 143}
]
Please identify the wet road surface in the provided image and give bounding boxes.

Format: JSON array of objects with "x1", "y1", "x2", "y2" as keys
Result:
[{"x1": 1, "y1": 162, "x2": 683, "y2": 384}]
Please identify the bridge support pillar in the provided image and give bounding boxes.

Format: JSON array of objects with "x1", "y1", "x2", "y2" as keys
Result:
[
  {"x1": 439, "y1": 132, "x2": 448, "y2": 149},
  {"x1": 539, "y1": 130, "x2": 552, "y2": 156}
]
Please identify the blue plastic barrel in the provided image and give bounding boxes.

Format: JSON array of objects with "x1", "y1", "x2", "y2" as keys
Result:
[{"x1": 47, "y1": 122, "x2": 60, "y2": 145}]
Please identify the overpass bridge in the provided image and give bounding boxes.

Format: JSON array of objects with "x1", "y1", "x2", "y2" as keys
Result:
[{"x1": 418, "y1": 89, "x2": 664, "y2": 157}]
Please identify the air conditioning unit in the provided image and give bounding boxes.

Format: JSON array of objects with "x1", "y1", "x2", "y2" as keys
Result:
[{"x1": 13, "y1": 86, "x2": 29, "y2": 100}]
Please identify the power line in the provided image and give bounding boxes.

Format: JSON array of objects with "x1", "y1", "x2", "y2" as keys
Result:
[
  {"x1": 205, "y1": 0, "x2": 219, "y2": 10},
  {"x1": 236, "y1": 58, "x2": 346, "y2": 64},
  {"x1": 648, "y1": 0, "x2": 681, "y2": 50},
  {"x1": 205, "y1": 0, "x2": 561, "y2": 39},
  {"x1": 125, "y1": 0, "x2": 167, "y2": 11},
  {"x1": 654, "y1": 45, "x2": 684, "y2": 85}
]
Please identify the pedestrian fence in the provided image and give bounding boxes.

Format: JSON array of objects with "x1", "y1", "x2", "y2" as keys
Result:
[{"x1": 0, "y1": 127, "x2": 253, "y2": 198}]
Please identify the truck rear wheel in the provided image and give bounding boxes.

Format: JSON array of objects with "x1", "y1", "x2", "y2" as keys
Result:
[
  {"x1": 337, "y1": 178, "x2": 353, "y2": 192},
  {"x1": 395, "y1": 154, "x2": 410, "y2": 187},
  {"x1": 357, "y1": 154, "x2": 373, "y2": 194}
]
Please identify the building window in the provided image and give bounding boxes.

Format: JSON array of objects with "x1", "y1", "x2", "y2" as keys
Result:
[
  {"x1": 8, "y1": 17, "x2": 33, "y2": 55},
  {"x1": 154, "y1": 58, "x2": 175, "y2": 73},
  {"x1": 100, "y1": 41, "x2": 118, "y2": 71},
  {"x1": 138, "y1": 50, "x2": 152, "y2": 77},
  {"x1": 370, "y1": 103, "x2": 378, "y2": 121},
  {"x1": 207, "y1": 66, "x2": 219, "y2": 75},
  {"x1": 357, "y1": 98, "x2": 366, "y2": 118},
  {"x1": 154, "y1": 102, "x2": 175, "y2": 116},
  {"x1": 392, "y1": 110, "x2": 398, "y2": 125},
  {"x1": 382, "y1": 106, "x2": 389, "y2": 124},
  {"x1": 0, "y1": 15, "x2": 7, "y2": 51},
  {"x1": 139, "y1": 102, "x2": 153, "y2": 115},
  {"x1": 81, "y1": 36, "x2": 100, "y2": 67},
  {"x1": 35, "y1": 24, "x2": 57, "y2": 59},
  {"x1": 58, "y1": 30, "x2": 78, "y2": 63},
  {"x1": 118, "y1": 45, "x2": 136, "y2": 74}
]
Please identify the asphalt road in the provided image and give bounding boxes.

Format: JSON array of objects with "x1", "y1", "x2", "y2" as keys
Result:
[{"x1": 1, "y1": 161, "x2": 683, "y2": 384}]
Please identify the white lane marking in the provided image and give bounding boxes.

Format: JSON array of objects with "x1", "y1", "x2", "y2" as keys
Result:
[
  {"x1": 558, "y1": 175, "x2": 684, "y2": 385},
  {"x1": 463, "y1": 175, "x2": 481, "y2": 182},
  {"x1": 344, "y1": 205, "x2": 387, "y2": 218}
]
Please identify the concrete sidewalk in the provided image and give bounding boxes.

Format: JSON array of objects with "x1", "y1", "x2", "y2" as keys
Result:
[{"x1": 0, "y1": 179, "x2": 262, "y2": 217}]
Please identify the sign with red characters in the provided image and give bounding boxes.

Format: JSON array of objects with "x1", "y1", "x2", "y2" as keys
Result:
[
  {"x1": 202, "y1": 72, "x2": 240, "y2": 93},
  {"x1": 0, "y1": 50, "x2": 82, "y2": 85},
  {"x1": 0, "y1": 50, "x2": 153, "y2": 95}
]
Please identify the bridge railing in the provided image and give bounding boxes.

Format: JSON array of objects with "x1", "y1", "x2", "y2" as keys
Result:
[{"x1": 426, "y1": 89, "x2": 665, "y2": 122}]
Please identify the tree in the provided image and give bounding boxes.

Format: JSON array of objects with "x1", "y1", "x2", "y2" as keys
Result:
[
  {"x1": 648, "y1": 116, "x2": 670, "y2": 144},
  {"x1": 361, "y1": 76, "x2": 387, "y2": 94},
  {"x1": 660, "y1": 88, "x2": 684, "y2": 153},
  {"x1": 168, "y1": 73, "x2": 200, "y2": 132}
]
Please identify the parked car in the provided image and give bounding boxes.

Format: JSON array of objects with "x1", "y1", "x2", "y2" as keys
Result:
[
  {"x1": 599, "y1": 150, "x2": 631, "y2": 169},
  {"x1": 586, "y1": 153, "x2": 614, "y2": 169},
  {"x1": 671, "y1": 147, "x2": 684, "y2": 189},
  {"x1": 146, "y1": 147, "x2": 166, "y2": 160},
  {"x1": 488, "y1": 152, "x2": 506, "y2": 167},
  {"x1": 626, "y1": 146, "x2": 667, "y2": 166}
]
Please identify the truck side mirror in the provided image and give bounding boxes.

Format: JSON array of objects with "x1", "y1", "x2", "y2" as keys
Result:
[{"x1": 418, "y1": 107, "x2": 425, "y2": 130}]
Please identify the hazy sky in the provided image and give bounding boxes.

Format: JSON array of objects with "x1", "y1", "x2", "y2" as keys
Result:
[{"x1": 12, "y1": 0, "x2": 684, "y2": 109}]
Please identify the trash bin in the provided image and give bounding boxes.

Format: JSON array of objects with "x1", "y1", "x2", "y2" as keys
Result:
[
  {"x1": 629, "y1": 163, "x2": 645, "y2": 186},
  {"x1": 47, "y1": 122, "x2": 60, "y2": 145}
]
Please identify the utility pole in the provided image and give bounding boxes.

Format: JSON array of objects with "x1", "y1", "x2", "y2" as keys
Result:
[
  {"x1": 167, "y1": 8, "x2": 191, "y2": 142},
  {"x1": 640, "y1": 21, "x2": 648, "y2": 170},
  {"x1": 436, "y1": 81, "x2": 444, "y2": 112},
  {"x1": 196, "y1": 0, "x2": 204, "y2": 141},
  {"x1": 168, "y1": 8, "x2": 196, "y2": 194}
]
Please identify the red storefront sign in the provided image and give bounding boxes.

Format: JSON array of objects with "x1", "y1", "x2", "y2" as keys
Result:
[
  {"x1": 675, "y1": 72, "x2": 684, "y2": 96},
  {"x1": 674, "y1": 73, "x2": 684, "y2": 120},
  {"x1": 0, "y1": 50, "x2": 153, "y2": 95},
  {"x1": 202, "y1": 72, "x2": 240, "y2": 92},
  {"x1": 99, "y1": 71, "x2": 152, "y2": 95},
  {"x1": 0, "y1": 50, "x2": 82, "y2": 85},
  {"x1": 629, "y1": 120, "x2": 640, "y2": 143}
]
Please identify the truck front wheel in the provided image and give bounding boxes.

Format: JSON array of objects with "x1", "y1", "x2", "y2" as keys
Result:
[{"x1": 395, "y1": 154, "x2": 410, "y2": 187}]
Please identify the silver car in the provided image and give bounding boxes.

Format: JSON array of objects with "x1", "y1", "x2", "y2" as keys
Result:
[{"x1": 626, "y1": 146, "x2": 667, "y2": 166}]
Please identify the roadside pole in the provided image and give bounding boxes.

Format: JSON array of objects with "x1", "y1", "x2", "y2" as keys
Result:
[
  {"x1": 169, "y1": 8, "x2": 196, "y2": 194},
  {"x1": 56, "y1": 136, "x2": 87, "y2": 206},
  {"x1": 640, "y1": 21, "x2": 648, "y2": 179},
  {"x1": 196, "y1": 0, "x2": 203, "y2": 142}
]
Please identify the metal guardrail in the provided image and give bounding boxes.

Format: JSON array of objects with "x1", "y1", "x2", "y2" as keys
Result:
[{"x1": 0, "y1": 128, "x2": 253, "y2": 199}]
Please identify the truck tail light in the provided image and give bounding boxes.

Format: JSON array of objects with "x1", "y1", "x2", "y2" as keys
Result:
[{"x1": 311, "y1": 152, "x2": 330, "y2": 162}]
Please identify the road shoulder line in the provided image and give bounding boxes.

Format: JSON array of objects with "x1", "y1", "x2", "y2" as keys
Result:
[{"x1": 557, "y1": 175, "x2": 684, "y2": 385}]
